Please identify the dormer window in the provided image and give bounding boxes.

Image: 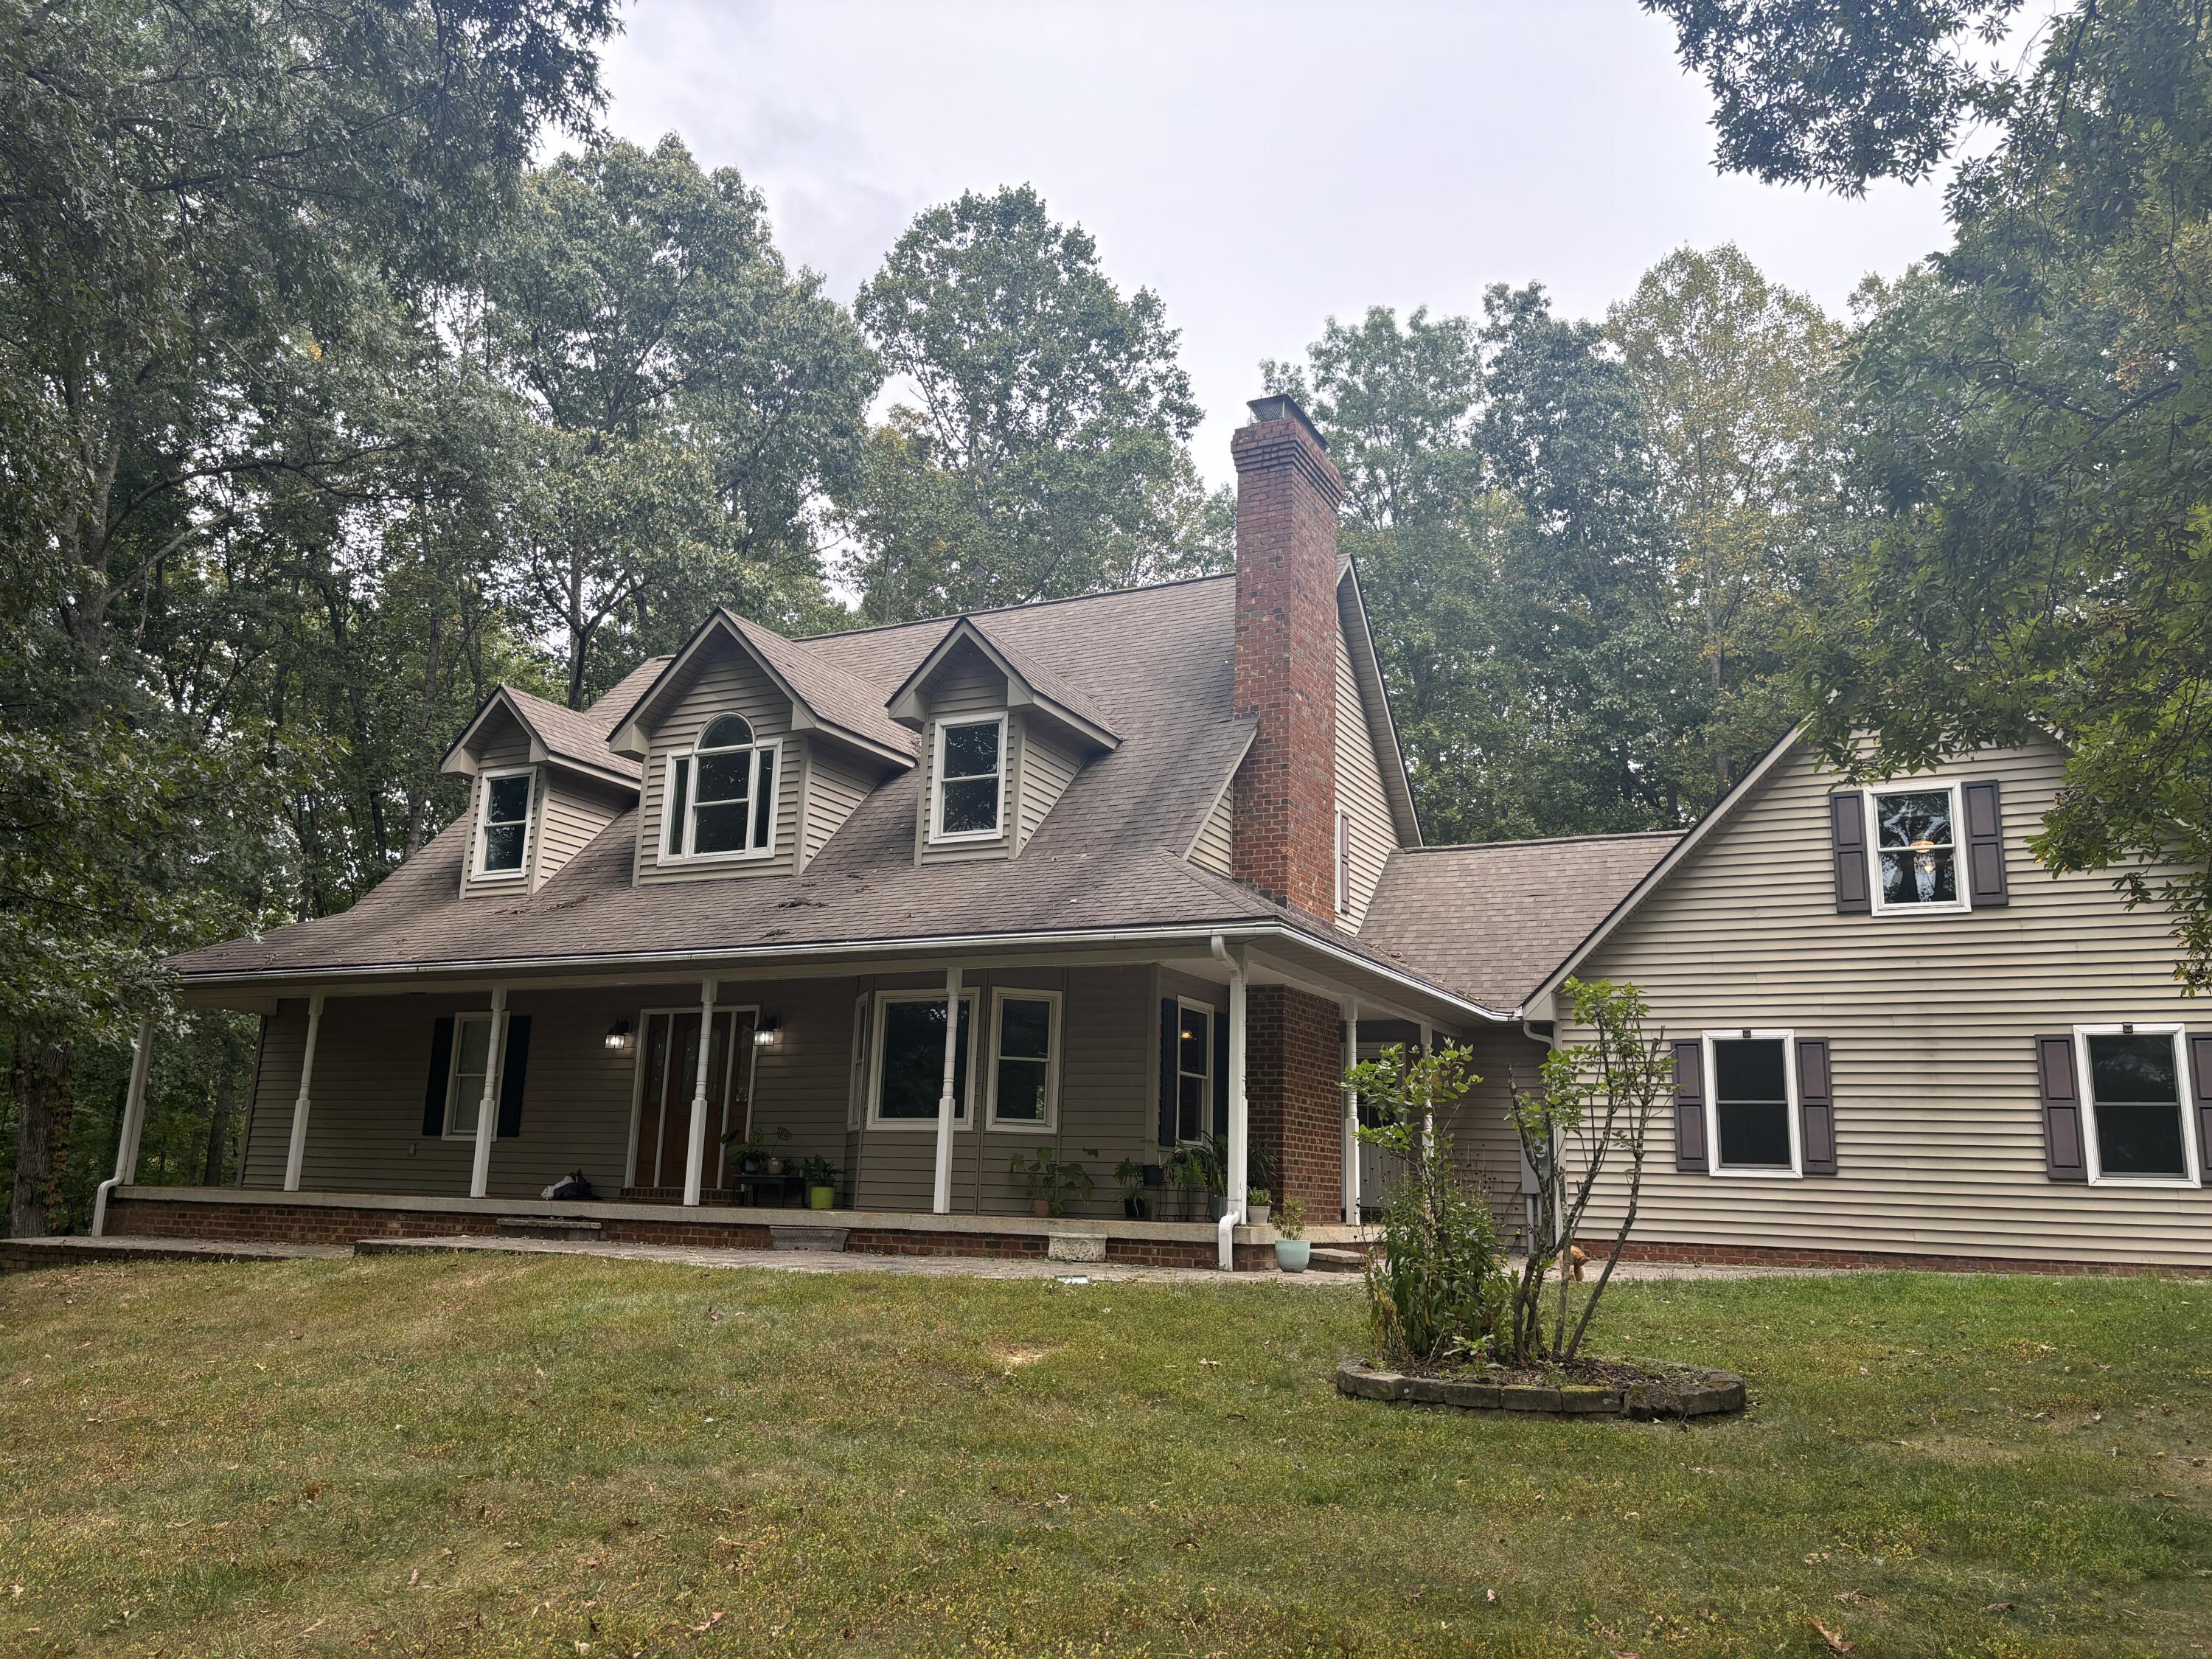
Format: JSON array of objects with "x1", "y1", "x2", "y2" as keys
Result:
[
  {"x1": 665, "y1": 714, "x2": 779, "y2": 860},
  {"x1": 473, "y1": 769, "x2": 535, "y2": 879},
  {"x1": 932, "y1": 714, "x2": 1006, "y2": 842}
]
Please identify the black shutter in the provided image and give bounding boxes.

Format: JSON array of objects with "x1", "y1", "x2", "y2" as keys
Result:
[
  {"x1": 1829, "y1": 790, "x2": 1871, "y2": 913},
  {"x1": 1158, "y1": 998, "x2": 1179, "y2": 1147},
  {"x1": 1672, "y1": 1037, "x2": 1708, "y2": 1172},
  {"x1": 1213, "y1": 1004, "x2": 1230, "y2": 1141},
  {"x1": 497, "y1": 1015, "x2": 532, "y2": 1138},
  {"x1": 1961, "y1": 779, "x2": 2008, "y2": 906},
  {"x1": 2035, "y1": 1033, "x2": 2088, "y2": 1181},
  {"x1": 422, "y1": 1017, "x2": 455, "y2": 1137},
  {"x1": 1797, "y1": 1037, "x2": 1837, "y2": 1175},
  {"x1": 2190, "y1": 1034, "x2": 2212, "y2": 1181}
]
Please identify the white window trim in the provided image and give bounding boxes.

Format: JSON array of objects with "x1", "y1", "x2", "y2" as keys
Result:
[
  {"x1": 621, "y1": 1003, "x2": 762, "y2": 1189},
  {"x1": 470, "y1": 766, "x2": 536, "y2": 881},
  {"x1": 2075, "y1": 1023, "x2": 2200, "y2": 1188},
  {"x1": 986, "y1": 987, "x2": 1062, "y2": 1132},
  {"x1": 928, "y1": 712, "x2": 1008, "y2": 844},
  {"x1": 1175, "y1": 997, "x2": 1215, "y2": 1147},
  {"x1": 1863, "y1": 781, "x2": 1971, "y2": 917},
  {"x1": 1701, "y1": 1028, "x2": 1803, "y2": 1179},
  {"x1": 866, "y1": 988, "x2": 978, "y2": 1130},
  {"x1": 660, "y1": 737, "x2": 782, "y2": 864},
  {"x1": 444, "y1": 1012, "x2": 496, "y2": 1140}
]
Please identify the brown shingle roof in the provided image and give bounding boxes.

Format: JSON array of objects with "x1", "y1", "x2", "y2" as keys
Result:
[{"x1": 1360, "y1": 831, "x2": 1682, "y2": 1012}]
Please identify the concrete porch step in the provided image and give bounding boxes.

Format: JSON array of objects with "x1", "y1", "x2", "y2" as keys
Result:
[
  {"x1": 1307, "y1": 1248, "x2": 1368, "y2": 1274},
  {"x1": 495, "y1": 1215, "x2": 605, "y2": 1241},
  {"x1": 768, "y1": 1224, "x2": 849, "y2": 1252}
]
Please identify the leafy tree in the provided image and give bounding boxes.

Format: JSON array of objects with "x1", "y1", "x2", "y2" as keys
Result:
[
  {"x1": 1653, "y1": 0, "x2": 2212, "y2": 987},
  {"x1": 484, "y1": 136, "x2": 876, "y2": 705},
  {"x1": 1607, "y1": 245, "x2": 1841, "y2": 791},
  {"x1": 842, "y1": 185, "x2": 1225, "y2": 622}
]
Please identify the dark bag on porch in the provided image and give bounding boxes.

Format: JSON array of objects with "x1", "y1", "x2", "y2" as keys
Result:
[{"x1": 541, "y1": 1170, "x2": 594, "y2": 1202}]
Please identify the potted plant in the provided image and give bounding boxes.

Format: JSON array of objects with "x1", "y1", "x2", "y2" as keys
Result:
[
  {"x1": 1246, "y1": 1186, "x2": 1272, "y2": 1225},
  {"x1": 799, "y1": 1154, "x2": 839, "y2": 1211},
  {"x1": 763, "y1": 1124, "x2": 791, "y2": 1176},
  {"x1": 1273, "y1": 1194, "x2": 1309, "y2": 1272},
  {"x1": 1009, "y1": 1147, "x2": 1098, "y2": 1217},
  {"x1": 1114, "y1": 1158, "x2": 1150, "y2": 1220}
]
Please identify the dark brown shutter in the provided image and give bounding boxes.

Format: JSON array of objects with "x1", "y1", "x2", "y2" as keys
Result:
[
  {"x1": 1829, "y1": 790, "x2": 1871, "y2": 913},
  {"x1": 421, "y1": 1016, "x2": 454, "y2": 1137},
  {"x1": 1158, "y1": 999, "x2": 1179, "y2": 1146},
  {"x1": 1212, "y1": 1006, "x2": 1230, "y2": 1141},
  {"x1": 2191, "y1": 1034, "x2": 2212, "y2": 1180},
  {"x1": 1797, "y1": 1037, "x2": 1837, "y2": 1175},
  {"x1": 496, "y1": 1016, "x2": 531, "y2": 1138},
  {"x1": 1962, "y1": 779, "x2": 2008, "y2": 906},
  {"x1": 2035, "y1": 1034, "x2": 2088, "y2": 1181},
  {"x1": 1672, "y1": 1037, "x2": 1708, "y2": 1172}
]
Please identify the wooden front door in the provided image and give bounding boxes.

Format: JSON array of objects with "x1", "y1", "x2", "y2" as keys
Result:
[{"x1": 630, "y1": 1009, "x2": 757, "y2": 1192}]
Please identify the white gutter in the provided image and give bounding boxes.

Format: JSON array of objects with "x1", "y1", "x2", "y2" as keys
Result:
[
  {"x1": 1211, "y1": 934, "x2": 1248, "y2": 1270},
  {"x1": 175, "y1": 919, "x2": 1509, "y2": 1024},
  {"x1": 91, "y1": 1015, "x2": 155, "y2": 1237}
]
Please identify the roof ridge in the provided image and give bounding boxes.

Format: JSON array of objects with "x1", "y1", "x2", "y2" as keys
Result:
[{"x1": 797, "y1": 570, "x2": 1234, "y2": 644}]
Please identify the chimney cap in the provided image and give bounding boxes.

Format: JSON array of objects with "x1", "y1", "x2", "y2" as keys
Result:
[{"x1": 1245, "y1": 393, "x2": 1327, "y2": 452}]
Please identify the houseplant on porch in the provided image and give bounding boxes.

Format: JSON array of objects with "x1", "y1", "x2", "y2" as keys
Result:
[
  {"x1": 1009, "y1": 1147, "x2": 1098, "y2": 1217},
  {"x1": 799, "y1": 1155, "x2": 841, "y2": 1211}
]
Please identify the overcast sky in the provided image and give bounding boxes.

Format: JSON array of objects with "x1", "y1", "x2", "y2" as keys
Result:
[{"x1": 597, "y1": 0, "x2": 1958, "y2": 484}]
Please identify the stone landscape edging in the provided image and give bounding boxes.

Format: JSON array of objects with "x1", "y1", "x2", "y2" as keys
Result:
[{"x1": 1335, "y1": 1357, "x2": 1746, "y2": 1419}]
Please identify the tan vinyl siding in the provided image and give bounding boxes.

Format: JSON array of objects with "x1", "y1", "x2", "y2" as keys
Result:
[
  {"x1": 915, "y1": 650, "x2": 1011, "y2": 864},
  {"x1": 529, "y1": 772, "x2": 627, "y2": 891},
  {"x1": 1336, "y1": 622, "x2": 1398, "y2": 927},
  {"x1": 458, "y1": 726, "x2": 535, "y2": 902},
  {"x1": 802, "y1": 742, "x2": 877, "y2": 867},
  {"x1": 1014, "y1": 719, "x2": 1083, "y2": 853},
  {"x1": 1190, "y1": 784, "x2": 1234, "y2": 877},
  {"x1": 1559, "y1": 738, "x2": 2212, "y2": 1268},
  {"x1": 636, "y1": 640, "x2": 799, "y2": 885}
]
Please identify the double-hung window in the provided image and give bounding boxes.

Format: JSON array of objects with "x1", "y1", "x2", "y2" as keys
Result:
[
  {"x1": 932, "y1": 714, "x2": 1005, "y2": 841},
  {"x1": 1865, "y1": 783, "x2": 1967, "y2": 914},
  {"x1": 1175, "y1": 1001, "x2": 1213, "y2": 1143},
  {"x1": 473, "y1": 769, "x2": 534, "y2": 879},
  {"x1": 870, "y1": 990, "x2": 975, "y2": 1126},
  {"x1": 1703, "y1": 1030, "x2": 1800, "y2": 1176},
  {"x1": 988, "y1": 990, "x2": 1060, "y2": 1129},
  {"x1": 445, "y1": 1014, "x2": 495, "y2": 1138},
  {"x1": 2077, "y1": 1026, "x2": 2198, "y2": 1185},
  {"x1": 664, "y1": 714, "x2": 778, "y2": 860}
]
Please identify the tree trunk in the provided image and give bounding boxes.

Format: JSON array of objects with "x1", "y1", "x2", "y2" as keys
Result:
[
  {"x1": 202, "y1": 1053, "x2": 239, "y2": 1186},
  {"x1": 9, "y1": 1041, "x2": 76, "y2": 1237}
]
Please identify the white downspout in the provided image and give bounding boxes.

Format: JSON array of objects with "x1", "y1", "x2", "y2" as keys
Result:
[
  {"x1": 470, "y1": 986, "x2": 509, "y2": 1200},
  {"x1": 681, "y1": 978, "x2": 715, "y2": 1206},
  {"x1": 1211, "y1": 935, "x2": 1247, "y2": 1270},
  {"x1": 91, "y1": 1014, "x2": 156, "y2": 1237},
  {"x1": 932, "y1": 965, "x2": 962, "y2": 1215},
  {"x1": 283, "y1": 991, "x2": 325, "y2": 1193},
  {"x1": 1340, "y1": 998, "x2": 1360, "y2": 1225}
]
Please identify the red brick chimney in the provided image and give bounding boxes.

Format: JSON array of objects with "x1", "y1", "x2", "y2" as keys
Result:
[{"x1": 1231, "y1": 394, "x2": 1343, "y2": 922}]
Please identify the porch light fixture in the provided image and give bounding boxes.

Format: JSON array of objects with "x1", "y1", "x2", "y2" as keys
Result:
[
  {"x1": 603, "y1": 1018, "x2": 633, "y2": 1052},
  {"x1": 754, "y1": 1017, "x2": 782, "y2": 1051}
]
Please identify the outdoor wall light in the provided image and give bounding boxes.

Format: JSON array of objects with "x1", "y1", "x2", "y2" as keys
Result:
[
  {"x1": 754, "y1": 1016, "x2": 783, "y2": 1051},
  {"x1": 603, "y1": 1018, "x2": 633, "y2": 1052}
]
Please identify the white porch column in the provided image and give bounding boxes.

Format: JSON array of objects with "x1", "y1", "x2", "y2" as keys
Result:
[
  {"x1": 1340, "y1": 999, "x2": 1360, "y2": 1225},
  {"x1": 283, "y1": 992, "x2": 326, "y2": 1192},
  {"x1": 91, "y1": 1014, "x2": 156, "y2": 1237},
  {"x1": 932, "y1": 966, "x2": 962, "y2": 1215},
  {"x1": 470, "y1": 986, "x2": 509, "y2": 1200},
  {"x1": 682, "y1": 978, "x2": 717, "y2": 1206},
  {"x1": 1227, "y1": 957, "x2": 1248, "y2": 1224}
]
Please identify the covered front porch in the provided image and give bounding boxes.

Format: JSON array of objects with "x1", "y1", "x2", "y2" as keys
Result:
[{"x1": 108, "y1": 929, "x2": 1498, "y2": 1269}]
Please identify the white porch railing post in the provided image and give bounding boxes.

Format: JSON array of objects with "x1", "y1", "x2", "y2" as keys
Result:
[
  {"x1": 283, "y1": 992, "x2": 325, "y2": 1193},
  {"x1": 932, "y1": 967, "x2": 961, "y2": 1215},
  {"x1": 91, "y1": 1013, "x2": 156, "y2": 1237},
  {"x1": 1340, "y1": 999, "x2": 1360, "y2": 1225},
  {"x1": 470, "y1": 987, "x2": 508, "y2": 1200},
  {"x1": 683, "y1": 978, "x2": 717, "y2": 1206},
  {"x1": 1227, "y1": 957, "x2": 1248, "y2": 1223}
]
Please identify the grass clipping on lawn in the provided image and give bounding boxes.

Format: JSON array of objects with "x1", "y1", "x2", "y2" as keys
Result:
[{"x1": 4, "y1": 1257, "x2": 2211, "y2": 1655}]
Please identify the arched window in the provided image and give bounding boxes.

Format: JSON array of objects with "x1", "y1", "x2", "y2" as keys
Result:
[{"x1": 664, "y1": 713, "x2": 779, "y2": 860}]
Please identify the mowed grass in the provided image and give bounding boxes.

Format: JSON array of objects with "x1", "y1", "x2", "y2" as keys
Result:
[{"x1": 4, "y1": 1261, "x2": 2211, "y2": 1658}]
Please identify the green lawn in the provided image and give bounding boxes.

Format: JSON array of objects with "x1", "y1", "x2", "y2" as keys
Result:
[{"x1": 3, "y1": 1259, "x2": 2210, "y2": 1656}]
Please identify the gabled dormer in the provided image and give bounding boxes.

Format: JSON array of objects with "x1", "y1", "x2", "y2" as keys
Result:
[
  {"x1": 608, "y1": 608, "x2": 916, "y2": 884},
  {"x1": 887, "y1": 617, "x2": 1120, "y2": 864},
  {"x1": 442, "y1": 686, "x2": 642, "y2": 898}
]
